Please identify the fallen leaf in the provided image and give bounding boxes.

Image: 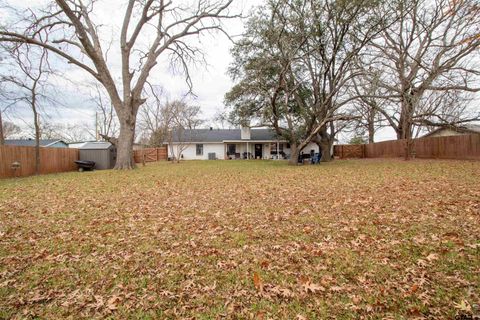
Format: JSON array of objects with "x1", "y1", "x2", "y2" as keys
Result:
[
  {"x1": 453, "y1": 300, "x2": 472, "y2": 313},
  {"x1": 302, "y1": 282, "x2": 325, "y2": 293},
  {"x1": 409, "y1": 284, "x2": 419, "y2": 294},
  {"x1": 253, "y1": 272, "x2": 263, "y2": 292},
  {"x1": 426, "y1": 253, "x2": 439, "y2": 261}
]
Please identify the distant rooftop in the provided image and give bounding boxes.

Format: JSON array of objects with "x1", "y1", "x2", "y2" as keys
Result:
[
  {"x1": 423, "y1": 124, "x2": 480, "y2": 137},
  {"x1": 463, "y1": 124, "x2": 480, "y2": 133},
  {"x1": 5, "y1": 139, "x2": 67, "y2": 147}
]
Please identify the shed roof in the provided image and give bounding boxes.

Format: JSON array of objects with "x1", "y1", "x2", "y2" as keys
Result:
[
  {"x1": 79, "y1": 141, "x2": 113, "y2": 149},
  {"x1": 170, "y1": 128, "x2": 282, "y2": 143}
]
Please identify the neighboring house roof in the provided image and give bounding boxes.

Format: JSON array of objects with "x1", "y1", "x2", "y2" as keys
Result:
[
  {"x1": 4, "y1": 139, "x2": 67, "y2": 147},
  {"x1": 79, "y1": 141, "x2": 114, "y2": 149},
  {"x1": 423, "y1": 124, "x2": 480, "y2": 138},
  {"x1": 170, "y1": 128, "x2": 283, "y2": 143}
]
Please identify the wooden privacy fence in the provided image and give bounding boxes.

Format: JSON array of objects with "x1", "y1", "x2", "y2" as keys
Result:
[
  {"x1": 334, "y1": 134, "x2": 480, "y2": 160},
  {"x1": 334, "y1": 144, "x2": 365, "y2": 159},
  {"x1": 133, "y1": 147, "x2": 167, "y2": 163},
  {"x1": 0, "y1": 145, "x2": 79, "y2": 178}
]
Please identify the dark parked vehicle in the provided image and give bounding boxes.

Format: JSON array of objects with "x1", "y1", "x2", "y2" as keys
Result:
[{"x1": 74, "y1": 160, "x2": 96, "y2": 172}]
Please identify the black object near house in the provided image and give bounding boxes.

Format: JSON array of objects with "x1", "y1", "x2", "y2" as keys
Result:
[
  {"x1": 78, "y1": 142, "x2": 116, "y2": 170},
  {"x1": 74, "y1": 160, "x2": 96, "y2": 172}
]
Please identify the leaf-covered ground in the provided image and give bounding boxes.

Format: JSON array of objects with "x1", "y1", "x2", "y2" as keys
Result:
[{"x1": 0, "y1": 159, "x2": 479, "y2": 319}]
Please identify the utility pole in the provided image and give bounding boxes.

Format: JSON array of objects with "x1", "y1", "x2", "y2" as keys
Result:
[
  {"x1": 95, "y1": 111, "x2": 99, "y2": 141},
  {"x1": 0, "y1": 109, "x2": 4, "y2": 145}
]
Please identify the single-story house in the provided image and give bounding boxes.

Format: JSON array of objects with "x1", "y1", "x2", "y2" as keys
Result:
[
  {"x1": 5, "y1": 138, "x2": 68, "y2": 148},
  {"x1": 422, "y1": 124, "x2": 480, "y2": 138},
  {"x1": 167, "y1": 127, "x2": 320, "y2": 160}
]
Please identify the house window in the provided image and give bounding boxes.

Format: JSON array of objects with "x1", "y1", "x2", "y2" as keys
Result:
[
  {"x1": 227, "y1": 144, "x2": 236, "y2": 155},
  {"x1": 196, "y1": 144, "x2": 203, "y2": 156},
  {"x1": 271, "y1": 143, "x2": 284, "y2": 152}
]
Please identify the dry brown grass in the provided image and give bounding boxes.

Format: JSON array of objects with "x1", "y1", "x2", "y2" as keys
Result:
[{"x1": 0, "y1": 159, "x2": 479, "y2": 319}]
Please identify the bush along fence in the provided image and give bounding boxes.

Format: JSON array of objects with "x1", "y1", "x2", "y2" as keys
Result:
[
  {"x1": 0, "y1": 145, "x2": 79, "y2": 178},
  {"x1": 133, "y1": 147, "x2": 167, "y2": 164},
  {"x1": 334, "y1": 134, "x2": 480, "y2": 160}
]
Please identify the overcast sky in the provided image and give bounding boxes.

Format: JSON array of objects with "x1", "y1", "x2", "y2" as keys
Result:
[
  {"x1": 1, "y1": 0, "x2": 430, "y2": 143},
  {"x1": 1, "y1": 0, "x2": 266, "y2": 135}
]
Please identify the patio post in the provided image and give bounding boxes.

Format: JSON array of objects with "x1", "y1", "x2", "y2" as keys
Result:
[{"x1": 277, "y1": 140, "x2": 279, "y2": 160}]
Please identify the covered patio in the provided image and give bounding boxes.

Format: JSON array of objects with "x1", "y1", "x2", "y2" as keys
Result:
[{"x1": 223, "y1": 140, "x2": 290, "y2": 160}]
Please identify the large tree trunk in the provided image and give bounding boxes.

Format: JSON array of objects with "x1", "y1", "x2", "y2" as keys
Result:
[
  {"x1": 397, "y1": 88, "x2": 419, "y2": 160},
  {"x1": 403, "y1": 126, "x2": 413, "y2": 160},
  {"x1": 367, "y1": 116, "x2": 375, "y2": 144},
  {"x1": 399, "y1": 98, "x2": 414, "y2": 160},
  {"x1": 319, "y1": 129, "x2": 333, "y2": 162},
  {"x1": 114, "y1": 114, "x2": 136, "y2": 170},
  {"x1": 288, "y1": 143, "x2": 299, "y2": 165},
  {"x1": 320, "y1": 139, "x2": 332, "y2": 162},
  {"x1": 367, "y1": 106, "x2": 375, "y2": 144}
]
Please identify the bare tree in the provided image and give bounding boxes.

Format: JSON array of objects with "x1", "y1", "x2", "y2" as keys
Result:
[
  {"x1": 351, "y1": 71, "x2": 389, "y2": 143},
  {"x1": 365, "y1": 0, "x2": 480, "y2": 159},
  {"x1": 88, "y1": 83, "x2": 118, "y2": 140},
  {"x1": 213, "y1": 108, "x2": 232, "y2": 129},
  {"x1": 0, "y1": 120, "x2": 21, "y2": 142},
  {"x1": 0, "y1": 79, "x2": 19, "y2": 145},
  {"x1": 61, "y1": 124, "x2": 89, "y2": 142},
  {"x1": 0, "y1": 108, "x2": 6, "y2": 145},
  {"x1": 0, "y1": 43, "x2": 51, "y2": 174},
  {"x1": 164, "y1": 100, "x2": 203, "y2": 163},
  {"x1": 0, "y1": 0, "x2": 238, "y2": 169},
  {"x1": 137, "y1": 85, "x2": 167, "y2": 147}
]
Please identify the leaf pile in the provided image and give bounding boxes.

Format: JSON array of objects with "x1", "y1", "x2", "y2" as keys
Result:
[{"x1": 0, "y1": 159, "x2": 479, "y2": 319}]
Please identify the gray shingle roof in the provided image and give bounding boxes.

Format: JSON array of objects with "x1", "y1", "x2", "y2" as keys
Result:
[
  {"x1": 5, "y1": 139, "x2": 66, "y2": 147},
  {"x1": 170, "y1": 128, "x2": 282, "y2": 143}
]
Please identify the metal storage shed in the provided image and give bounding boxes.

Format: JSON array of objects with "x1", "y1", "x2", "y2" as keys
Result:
[{"x1": 79, "y1": 142, "x2": 116, "y2": 170}]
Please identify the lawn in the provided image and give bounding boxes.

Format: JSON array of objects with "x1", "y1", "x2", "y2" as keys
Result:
[{"x1": 0, "y1": 159, "x2": 479, "y2": 319}]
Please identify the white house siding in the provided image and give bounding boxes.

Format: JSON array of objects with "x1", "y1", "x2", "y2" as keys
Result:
[
  {"x1": 301, "y1": 142, "x2": 320, "y2": 155},
  {"x1": 170, "y1": 141, "x2": 324, "y2": 160},
  {"x1": 427, "y1": 129, "x2": 466, "y2": 138},
  {"x1": 173, "y1": 143, "x2": 225, "y2": 160}
]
